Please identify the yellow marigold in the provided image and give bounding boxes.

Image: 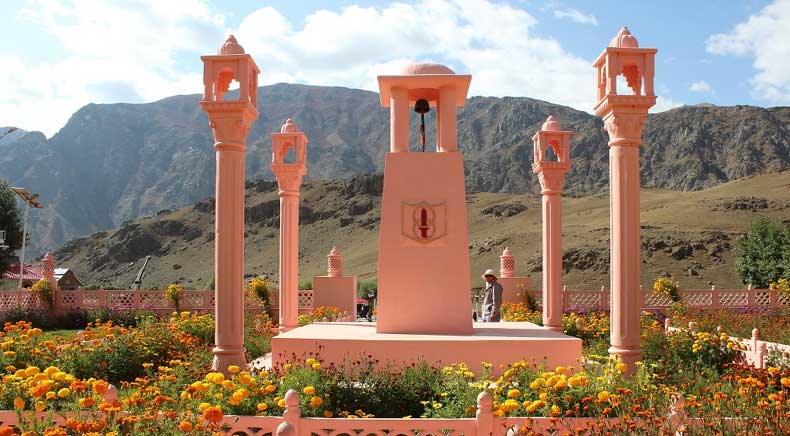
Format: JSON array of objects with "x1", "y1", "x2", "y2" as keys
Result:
[
  {"x1": 312, "y1": 363, "x2": 322, "y2": 370},
  {"x1": 257, "y1": 403, "x2": 268, "y2": 411},
  {"x1": 597, "y1": 391, "x2": 610, "y2": 402},
  {"x1": 228, "y1": 365, "x2": 240, "y2": 374},
  {"x1": 507, "y1": 389, "x2": 521, "y2": 399},
  {"x1": 615, "y1": 362, "x2": 628, "y2": 373},
  {"x1": 34, "y1": 401, "x2": 46, "y2": 412},
  {"x1": 46, "y1": 391, "x2": 56, "y2": 400},
  {"x1": 178, "y1": 421, "x2": 193, "y2": 431},
  {"x1": 57, "y1": 388, "x2": 70, "y2": 398},
  {"x1": 781, "y1": 377, "x2": 790, "y2": 388},
  {"x1": 767, "y1": 367, "x2": 780, "y2": 376},
  {"x1": 303, "y1": 386, "x2": 316, "y2": 396},
  {"x1": 278, "y1": 398, "x2": 287, "y2": 408}
]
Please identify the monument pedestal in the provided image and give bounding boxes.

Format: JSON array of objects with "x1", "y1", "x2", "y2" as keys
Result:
[{"x1": 272, "y1": 322, "x2": 581, "y2": 376}]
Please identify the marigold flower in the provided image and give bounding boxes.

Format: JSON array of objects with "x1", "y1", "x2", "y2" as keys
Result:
[
  {"x1": 278, "y1": 398, "x2": 287, "y2": 408},
  {"x1": 257, "y1": 403, "x2": 268, "y2": 411},
  {"x1": 13, "y1": 397, "x2": 25, "y2": 410},
  {"x1": 202, "y1": 405, "x2": 223, "y2": 423},
  {"x1": 507, "y1": 389, "x2": 521, "y2": 398},
  {"x1": 303, "y1": 386, "x2": 316, "y2": 396},
  {"x1": 57, "y1": 388, "x2": 71, "y2": 398},
  {"x1": 178, "y1": 421, "x2": 193, "y2": 431},
  {"x1": 310, "y1": 396, "x2": 324, "y2": 408},
  {"x1": 228, "y1": 365, "x2": 240, "y2": 374}
]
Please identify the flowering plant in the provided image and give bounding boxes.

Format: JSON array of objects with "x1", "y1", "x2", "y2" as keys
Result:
[
  {"x1": 245, "y1": 277, "x2": 271, "y2": 315},
  {"x1": 29, "y1": 278, "x2": 53, "y2": 309},
  {"x1": 770, "y1": 277, "x2": 789, "y2": 295},
  {"x1": 652, "y1": 276, "x2": 680, "y2": 302},
  {"x1": 165, "y1": 283, "x2": 183, "y2": 311}
]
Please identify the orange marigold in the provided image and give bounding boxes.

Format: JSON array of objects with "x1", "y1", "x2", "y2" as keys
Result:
[
  {"x1": 202, "y1": 405, "x2": 223, "y2": 423},
  {"x1": 178, "y1": 421, "x2": 194, "y2": 431}
]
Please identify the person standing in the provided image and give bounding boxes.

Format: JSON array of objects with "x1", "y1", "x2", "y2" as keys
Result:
[{"x1": 481, "y1": 269, "x2": 503, "y2": 322}]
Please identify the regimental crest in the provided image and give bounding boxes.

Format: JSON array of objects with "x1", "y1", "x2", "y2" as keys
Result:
[{"x1": 401, "y1": 202, "x2": 447, "y2": 244}]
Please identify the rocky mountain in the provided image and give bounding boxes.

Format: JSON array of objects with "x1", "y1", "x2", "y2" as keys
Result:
[
  {"x1": 1, "y1": 84, "x2": 788, "y2": 255},
  {"x1": 49, "y1": 170, "x2": 790, "y2": 290}
]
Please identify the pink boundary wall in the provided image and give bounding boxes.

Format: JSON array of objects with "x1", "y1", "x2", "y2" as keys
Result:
[{"x1": 0, "y1": 389, "x2": 727, "y2": 435}]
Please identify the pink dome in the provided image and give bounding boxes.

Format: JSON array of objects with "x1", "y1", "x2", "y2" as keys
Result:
[
  {"x1": 399, "y1": 62, "x2": 455, "y2": 75},
  {"x1": 609, "y1": 27, "x2": 639, "y2": 48},
  {"x1": 218, "y1": 35, "x2": 245, "y2": 55},
  {"x1": 541, "y1": 115, "x2": 562, "y2": 131},
  {"x1": 280, "y1": 118, "x2": 299, "y2": 133}
]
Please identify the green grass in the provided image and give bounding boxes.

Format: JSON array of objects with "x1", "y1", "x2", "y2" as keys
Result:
[{"x1": 41, "y1": 329, "x2": 80, "y2": 341}]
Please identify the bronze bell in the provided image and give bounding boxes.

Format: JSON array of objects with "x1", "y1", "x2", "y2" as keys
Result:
[{"x1": 414, "y1": 98, "x2": 430, "y2": 152}]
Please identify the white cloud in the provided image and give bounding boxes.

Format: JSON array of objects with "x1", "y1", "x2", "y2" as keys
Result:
[
  {"x1": 689, "y1": 80, "x2": 714, "y2": 93},
  {"x1": 706, "y1": 0, "x2": 790, "y2": 103},
  {"x1": 553, "y1": 7, "x2": 598, "y2": 25},
  {"x1": 236, "y1": 0, "x2": 595, "y2": 112},
  {"x1": 4, "y1": 0, "x2": 615, "y2": 136},
  {"x1": 3, "y1": 0, "x2": 225, "y2": 136}
]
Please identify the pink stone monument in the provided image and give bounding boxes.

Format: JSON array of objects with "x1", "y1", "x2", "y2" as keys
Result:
[
  {"x1": 201, "y1": 35, "x2": 260, "y2": 372},
  {"x1": 532, "y1": 116, "x2": 572, "y2": 332},
  {"x1": 496, "y1": 248, "x2": 532, "y2": 306},
  {"x1": 312, "y1": 247, "x2": 358, "y2": 321},
  {"x1": 593, "y1": 27, "x2": 656, "y2": 372},
  {"x1": 271, "y1": 118, "x2": 308, "y2": 333},
  {"x1": 376, "y1": 63, "x2": 473, "y2": 335},
  {"x1": 272, "y1": 62, "x2": 581, "y2": 375}
]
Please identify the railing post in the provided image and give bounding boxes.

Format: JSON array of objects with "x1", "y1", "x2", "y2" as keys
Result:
[
  {"x1": 752, "y1": 328, "x2": 765, "y2": 369},
  {"x1": 476, "y1": 391, "x2": 493, "y2": 436},
  {"x1": 688, "y1": 321, "x2": 697, "y2": 335},
  {"x1": 664, "y1": 318, "x2": 671, "y2": 333},
  {"x1": 769, "y1": 288, "x2": 777, "y2": 307},
  {"x1": 98, "y1": 287, "x2": 106, "y2": 308},
  {"x1": 600, "y1": 285, "x2": 608, "y2": 310},
  {"x1": 276, "y1": 389, "x2": 300, "y2": 436},
  {"x1": 668, "y1": 392, "x2": 688, "y2": 436},
  {"x1": 746, "y1": 286, "x2": 755, "y2": 309},
  {"x1": 134, "y1": 290, "x2": 142, "y2": 310},
  {"x1": 562, "y1": 286, "x2": 570, "y2": 312},
  {"x1": 710, "y1": 285, "x2": 719, "y2": 309}
]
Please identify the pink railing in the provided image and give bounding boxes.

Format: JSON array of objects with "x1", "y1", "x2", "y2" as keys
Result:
[
  {"x1": 0, "y1": 288, "x2": 316, "y2": 317},
  {"x1": 518, "y1": 287, "x2": 789, "y2": 312},
  {"x1": 0, "y1": 390, "x2": 705, "y2": 436},
  {"x1": 665, "y1": 320, "x2": 790, "y2": 370}
]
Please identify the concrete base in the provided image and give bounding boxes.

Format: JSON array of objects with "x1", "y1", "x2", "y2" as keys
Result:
[{"x1": 271, "y1": 321, "x2": 582, "y2": 376}]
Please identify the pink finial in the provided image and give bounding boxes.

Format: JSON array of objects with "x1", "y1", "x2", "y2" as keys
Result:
[
  {"x1": 541, "y1": 115, "x2": 562, "y2": 131},
  {"x1": 502, "y1": 247, "x2": 512, "y2": 256},
  {"x1": 218, "y1": 35, "x2": 245, "y2": 55},
  {"x1": 329, "y1": 246, "x2": 340, "y2": 256},
  {"x1": 280, "y1": 118, "x2": 299, "y2": 133},
  {"x1": 609, "y1": 27, "x2": 639, "y2": 48}
]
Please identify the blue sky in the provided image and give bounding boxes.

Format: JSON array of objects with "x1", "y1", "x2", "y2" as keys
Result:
[{"x1": 1, "y1": 0, "x2": 788, "y2": 137}]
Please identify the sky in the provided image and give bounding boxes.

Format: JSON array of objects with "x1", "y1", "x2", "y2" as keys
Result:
[{"x1": 1, "y1": 0, "x2": 788, "y2": 138}]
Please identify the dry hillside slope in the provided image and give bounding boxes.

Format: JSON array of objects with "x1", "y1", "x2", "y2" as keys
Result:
[{"x1": 51, "y1": 170, "x2": 790, "y2": 291}]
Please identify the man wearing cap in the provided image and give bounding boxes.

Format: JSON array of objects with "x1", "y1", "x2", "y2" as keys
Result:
[{"x1": 481, "y1": 269, "x2": 503, "y2": 322}]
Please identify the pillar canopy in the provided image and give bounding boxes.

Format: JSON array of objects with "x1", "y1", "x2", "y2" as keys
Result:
[
  {"x1": 532, "y1": 116, "x2": 571, "y2": 193},
  {"x1": 201, "y1": 36, "x2": 260, "y2": 146},
  {"x1": 592, "y1": 27, "x2": 657, "y2": 115},
  {"x1": 271, "y1": 119, "x2": 308, "y2": 191}
]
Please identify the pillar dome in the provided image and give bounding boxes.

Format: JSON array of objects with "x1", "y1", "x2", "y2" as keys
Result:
[
  {"x1": 399, "y1": 62, "x2": 455, "y2": 75},
  {"x1": 609, "y1": 27, "x2": 638, "y2": 48},
  {"x1": 280, "y1": 118, "x2": 299, "y2": 133},
  {"x1": 218, "y1": 35, "x2": 245, "y2": 55},
  {"x1": 541, "y1": 115, "x2": 562, "y2": 131}
]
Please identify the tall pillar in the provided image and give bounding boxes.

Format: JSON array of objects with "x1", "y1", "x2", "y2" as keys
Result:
[
  {"x1": 201, "y1": 35, "x2": 260, "y2": 373},
  {"x1": 271, "y1": 119, "x2": 308, "y2": 333},
  {"x1": 438, "y1": 86, "x2": 457, "y2": 152},
  {"x1": 532, "y1": 116, "x2": 571, "y2": 333},
  {"x1": 593, "y1": 27, "x2": 657, "y2": 372}
]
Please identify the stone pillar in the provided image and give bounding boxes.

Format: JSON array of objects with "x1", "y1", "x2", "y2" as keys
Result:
[
  {"x1": 438, "y1": 86, "x2": 457, "y2": 152},
  {"x1": 327, "y1": 247, "x2": 342, "y2": 277},
  {"x1": 390, "y1": 87, "x2": 409, "y2": 153},
  {"x1": 499, "y1": 247, "x2": 514, "y2": 278},
  {"x1": 533, "y1": 116, "x2": 571, "y2": 333},
  {"x1": 592, "y1": 27, "x2": 657, "y2": 372},
  {"x1": 271, "y1": 119, "x2": 308, "y2": 333},
  {"x1": 201, "y1": 35, "x2": 260, "y2": 373}
]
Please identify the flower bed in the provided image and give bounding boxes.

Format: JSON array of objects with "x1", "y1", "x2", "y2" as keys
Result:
[{"x1": 670, "y1": 305, "x2": 790, "y2": 344}]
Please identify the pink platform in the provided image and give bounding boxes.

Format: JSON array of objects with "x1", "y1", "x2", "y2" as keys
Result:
[{"x1": 271, "y1": 321, "x2": 582, "y2": 376}]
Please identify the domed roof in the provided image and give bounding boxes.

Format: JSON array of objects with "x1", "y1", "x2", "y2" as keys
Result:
[
  {"x1": 280, "y1": 118, "x2": 299, "y2": 133},
  {"x1": 609, "y1": 27, "x2": 638, "y2": 48},
  {"x1": 218, "y1": 35, "x2": 245, "y2": 55},
  {"x1": 541, "y1": 115, "x2": 562, "y2": 131},
  {"x1": 399, "y1": 62, "x2": 455, "y2": 75}
]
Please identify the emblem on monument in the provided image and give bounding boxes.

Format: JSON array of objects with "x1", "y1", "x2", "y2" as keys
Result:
[{"x1": 401, "y1": 202, "x2": 447, "y2": 244}]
